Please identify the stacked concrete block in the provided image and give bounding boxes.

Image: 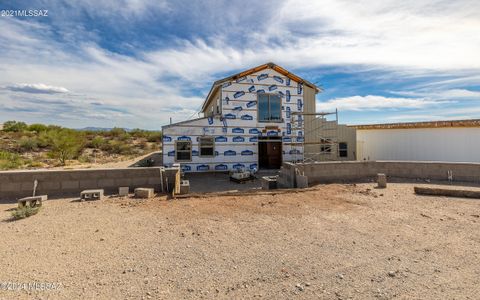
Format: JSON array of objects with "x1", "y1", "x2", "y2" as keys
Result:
[
  {"x1": 261, "y1": 176, "x2": 278, "y2": 190},
  {"x1": 134, "y1": 188, "x2": 154, "y2": 199},
  {"x1": 180, "y1": 180, "x2": 190, "y2": 195},
  {"x1": 377, "y1": 173, "x2": 387, "y2": 188},
  {"x1": 118, "y1": 187, "x2": 129, "y2": 196}
]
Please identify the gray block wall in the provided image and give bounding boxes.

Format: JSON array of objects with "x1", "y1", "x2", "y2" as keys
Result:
[
  {"x1": 0, "y1": 167, "x2": 165, "y2": 202},
  {"x1": 286, "y1": 161, "x2": 480, "y2": 185}
]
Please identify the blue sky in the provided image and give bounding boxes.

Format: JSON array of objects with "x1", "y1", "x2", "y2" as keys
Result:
[{"x1": 0, "y1": 0, "x2": 479, "y2": 129}]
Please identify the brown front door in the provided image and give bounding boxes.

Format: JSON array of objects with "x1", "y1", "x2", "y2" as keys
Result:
[{"x1": 258, "y1": 140, "x2": 282, "y2": 169}]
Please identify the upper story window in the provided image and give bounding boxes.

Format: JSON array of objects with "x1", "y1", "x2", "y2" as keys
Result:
[{"x1": 258, "y1": 94, "x2": 282, "y2": 122}]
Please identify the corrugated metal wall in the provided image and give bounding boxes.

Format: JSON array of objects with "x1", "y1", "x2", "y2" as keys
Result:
[{"x1": 357, "y1": 127, "x2": 480, "y2": 162}]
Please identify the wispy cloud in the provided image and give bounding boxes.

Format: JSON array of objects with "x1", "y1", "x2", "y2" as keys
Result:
[
  {"x1": 318, "y1": 95, "x2": 443, "y2": 111},
  {"x1": 5, "y1": 83, "x2": 69, "y2": 94}
]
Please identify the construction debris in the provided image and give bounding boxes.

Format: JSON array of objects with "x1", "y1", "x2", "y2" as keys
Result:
[
  {"x1": 18, "y1": 195, "x2": 47, "y2": 208},
  {"x1": 80, "y1": 189, "x2": 104, "y2": 201},
  {"x1": 134, "y1": 188, "x2": 154, "y2": 199},
  {"x1": 414, "y1": 186, "x2": 480, "y2": 199},
  {"x1": 261, "y1": 176, "x2": 278, "y2": 190}
]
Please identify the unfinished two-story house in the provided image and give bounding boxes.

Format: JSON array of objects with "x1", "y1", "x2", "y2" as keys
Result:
[{"x1": 162, "y1": 62, "x2": 355, "y2": 172}]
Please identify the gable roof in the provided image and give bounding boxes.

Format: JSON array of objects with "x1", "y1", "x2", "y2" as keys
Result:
[{"x1": 201, "y1": 62, "x2": 321, "y2": 112}]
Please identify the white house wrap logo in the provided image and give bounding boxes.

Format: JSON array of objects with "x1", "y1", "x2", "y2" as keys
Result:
[
  {"x1": 241, "y1": 150, "x2": 253, "y2": 156},
  {"x1": 232, "y1": 127, "x2": 244, "y2": 134},
  {"x1": 233, "y1": 163, "x2": 245, "y2": 170},
  {"x1": 248, "y1": 85, "x2": 255, "y2": 92},
  {"x1": 163, "y1": 135, "x2": 172, "y2": 142},
  {"x1": 215, "y1": 136, "x2": 227, "y2": 142},
  {"x1": 268, "y1": 85, "x2": 277, "y2": 91},
  {"x1": 246, "y1": 101, "x2": 256, "y2": 108},
  {"x1": 197, "y1": 164, "x2": 209, "y2": 171},
  {"x1": 233, "y1": 91, "x2": 245, "y2": 98},
  {"x1": 273, "y1": 75, "x2": 284, "y2": 83},
  {"x1": 241, "y1": 114, "x2": 253, "y2": 120},
  {"x1": 224, "y1": 113, "x2": 236, "y2": 119},
  {"x1": 177, "y1": 135, "x2": 191, "y2": 141},
  {"x1": 233, "y1": 136, "x2": 245, "y2": 142},
  {"x1": 215, "y1": 164, "x2": 228, "y2": 170},
  {"x1": 224, "y1": 150, "x2": 236, "y2": 156},
  {"x1": 257, "y1": 73, "x2": 268, "y2": 81}
]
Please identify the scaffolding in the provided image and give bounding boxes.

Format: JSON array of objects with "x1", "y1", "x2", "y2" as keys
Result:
[{"x1": 289, "y1": 110, "x2": 340, "y2": 163}]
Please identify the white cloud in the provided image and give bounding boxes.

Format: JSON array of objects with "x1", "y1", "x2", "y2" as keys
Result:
[
  {"x1": 391, "y1": 89, "x2": 480, "y2": 100},
  {"x1": 5, "y1": 83, "x2": 69, "y2": 94},
  {"x1": 317, "y1": 95, "x2": 441, "y2": 111}
]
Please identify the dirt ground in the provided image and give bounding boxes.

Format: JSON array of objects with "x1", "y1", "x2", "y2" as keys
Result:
[{"x1": 1, "y1": 183, "x2": 479, "y2": 299}]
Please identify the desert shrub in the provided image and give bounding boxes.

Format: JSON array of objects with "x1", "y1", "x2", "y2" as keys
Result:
[
  {"x1": 0, "y1": 151, "x2": 24, "y2": 170},
  {"x1": 146, "y1": 131, "x2": 162, "y2": 142},
  {"x1": 88, "y1": 136, "x2": 106, "y2": 149},
  {"x1": 107, "y1": 140, "x2": 133, "y2": 155},
  {"x1": 45, "y1": 129, "x2": 85, "y2": 165},
  {"x1": 129, "y1": 128, "x2": 148, "y2": 138},
  {"x1": 2, "y1": 121, "x2": 27, "y2": 132},
  {"x1": 11, "y1": 206, "x2": 40, "y2": 220},
  {"x1": 18, "y1": 137, "x2": 38, "y2": 152},
  {"x1": 27, "y1": 123, "x2": 48, "y2": 133},
  {"x1": 108, "y1": 127, "x2": 127, "y2": 137}
]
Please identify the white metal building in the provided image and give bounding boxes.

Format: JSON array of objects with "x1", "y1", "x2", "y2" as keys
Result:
[{"x1": 354, "y1": 120, "x2": 480, "y2": 162}]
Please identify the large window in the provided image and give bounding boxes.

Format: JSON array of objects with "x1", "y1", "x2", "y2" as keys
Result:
[
  {"x1": 258, "y1": 94, "x2": 281, "y2": 122},
  {"x1": 175, "y1": 141, "x2": 192, "y2": 161},
  {"x1": 199, "y1": 137, "x2": 214, "y2": 157},
  {"x1": 339, "y1": 142, "x2": 348, "y2": 157}
]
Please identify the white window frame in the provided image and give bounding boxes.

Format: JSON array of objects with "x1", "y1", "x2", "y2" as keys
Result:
[
  {"x1": 199, "y1": 136, "x2": 215, "y2": 157},
  {"x1": 175, "y1": 140, "x2": 192, "y2": 162}
]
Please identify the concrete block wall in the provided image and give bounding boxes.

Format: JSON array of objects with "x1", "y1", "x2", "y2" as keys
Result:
[
  {"x1": 287, "y1": 161, "x2": 480, "y2": 185},
  {"x1": 0, "y1": 167, "x2": 165, "y2": 202}
]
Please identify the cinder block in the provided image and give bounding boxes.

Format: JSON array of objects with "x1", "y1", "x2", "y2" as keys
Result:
[
  {"x1": 134, "y1": 188, "x2": 154, "y2": 199},
  {"x1": 18, "y1": 195, "x2": 47, "y2": 208},
  {"x1": 118, "y1": 187, "x2": 129, "y2": 196},
  {"x1": 179, "y1": 180, "x2": 189, "y2": 195},
  {"x1": 261, "y1": 176, "x2": 278, "y2": 190},
  {"x1": 377, "y1": 173, "x2": 387, "y2": 188},
  {"x1": 80, "y1": 189, "x2": 104, "y2": 201}
]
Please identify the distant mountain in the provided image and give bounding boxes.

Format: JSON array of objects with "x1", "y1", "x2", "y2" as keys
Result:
[{"x1": 78, "y1": 127, "x2": 115, "y2": 132}]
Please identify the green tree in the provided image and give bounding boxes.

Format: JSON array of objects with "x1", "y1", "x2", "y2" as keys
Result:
[
  {"x1": 27, "y1": 123, "x2": 49, "y2": 133},
  {"x1": 2, "y1": 120, "x2": 27, "y2": 132},
  {"x1": 46, "y1": 129, "x2": 85, "y2": 165}
]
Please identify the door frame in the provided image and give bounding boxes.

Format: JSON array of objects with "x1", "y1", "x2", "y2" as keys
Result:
[{"x1": 258, "y1": 137, "x2": 283, "y2": 169}]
